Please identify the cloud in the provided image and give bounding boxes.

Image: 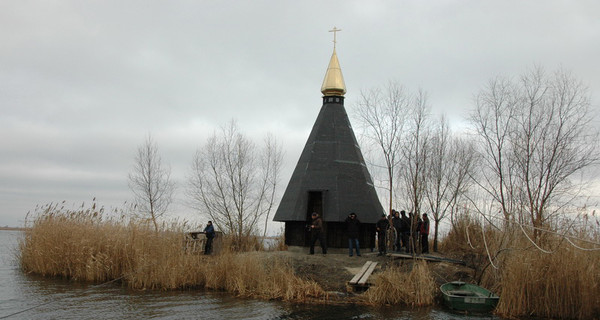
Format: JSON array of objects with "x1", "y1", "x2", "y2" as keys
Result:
[{"x1": 1, "y1": 0, "x2": 599, "y2": 227}]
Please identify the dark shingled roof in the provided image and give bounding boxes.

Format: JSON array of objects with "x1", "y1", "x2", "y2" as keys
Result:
[{"x1": 273, "y1": 96, "x2": 385, "y2": 224}]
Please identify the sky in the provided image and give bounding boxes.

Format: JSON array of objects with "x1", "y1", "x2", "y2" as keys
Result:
[{"x1": 2, "y1": 1, "x2": 599, "y2": 229}]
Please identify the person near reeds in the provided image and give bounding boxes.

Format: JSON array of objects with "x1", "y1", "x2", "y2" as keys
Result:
[
  {"x1": 408, "y1": 212, "x2": 419, "y2": 253},
  {"x1": 204, "y1": 221, "x2": 215, "y2": 255},
  {"x1": 376, "y1": 214, "x2": 390, "y2": 256},
  {"x1": 400, "y1": 210, "x2": 410, "y2": 253},
  {"x1": 309, "y1": 212, "x2": 327, "y2": 255},
  {"x1": 414, "y1": 214, "x2": 423, "y2": 253},
  {"x1": 420, "y1": 214, "x2": 429, "y2": 254},
  {"x1": 391, "y1": 210, "x2": 402, "y2": 252},
  {"x1": 345, "y1": 212, "x2": 361, "y2": 257}
]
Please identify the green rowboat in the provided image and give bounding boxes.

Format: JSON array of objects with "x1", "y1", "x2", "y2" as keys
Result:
[{"x1": 440, "y1": 281, "x2": 499, "y2": 312}]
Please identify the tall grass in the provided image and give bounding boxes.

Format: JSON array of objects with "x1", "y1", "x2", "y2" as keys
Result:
[
  {"x1": 496, "y1": 244, "x2": 599, "y2": 319},
  {"x1": 364, "y1": 261, "x2": 435, "y2": 306},
  {"x1": 19, "y1": 202, "x2": 326, "y2": 302},
  {"x1": 440, "y1": 210, "x2": 600, "y2": 319}
]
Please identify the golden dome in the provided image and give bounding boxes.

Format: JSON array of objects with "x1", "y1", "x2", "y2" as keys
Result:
[{"x1": 321, "y1": 48, "x2": 347, "y2": 96}]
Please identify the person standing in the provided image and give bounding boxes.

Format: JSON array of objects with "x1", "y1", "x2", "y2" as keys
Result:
[
  {"x1": 309, "y1": 212, "x2": 327, "y2": 254},
  {"x1": 415, "y1": 214, "x2": 423, "y2": 253},
  {"x1": 345, "y1": 212, "x2": 361, "y2": 257},
  {"x1": 408, "y1": 212, "x2": 417, "y2": 253},
  {"x1": 400, "y1": 210, "x2": 410, "y2": 252},
  {"x1": 420, "y1": 213, "x2": 430, "y2": 254},
  {"x1": 376, "y1": 214, "x2": 390, "y2": 256},
  {"x1": 391, "y1": 210, "x2": 402, "y2": 252},
  {"x1": 203, "y1": 221, "x2": 215, "y2": 255}
]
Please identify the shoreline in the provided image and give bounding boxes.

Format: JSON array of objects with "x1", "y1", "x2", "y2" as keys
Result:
[{"x1": 0, "y1": 227, "x2": 27, "y2": 231}]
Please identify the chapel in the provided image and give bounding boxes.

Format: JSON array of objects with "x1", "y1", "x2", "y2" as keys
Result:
[{"x1": 273, "y1": 29, "x2": 385, "y2": 249}]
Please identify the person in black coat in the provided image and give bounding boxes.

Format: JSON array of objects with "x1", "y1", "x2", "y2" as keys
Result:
[
  {"x1": 420, "y1": 213, "x2": 430, "y2": 254},
  {"x1": 400, "y1": 210, "x2": 410, "y2": 252},
  {"x1": 203, "y1": 221, "x2": 215, "y2": 255},
  {"x1": 345, "y1": 212, "x2": 361, "y2": 257},
  {"x1": 391, "y1": 210, "x2": 402, "y2": 252},
  {"x1": 376, "y1": 214, "x2": 390, "y2": 256}
]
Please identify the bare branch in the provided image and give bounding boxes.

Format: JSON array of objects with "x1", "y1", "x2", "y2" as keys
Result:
[
  {"x1": 186, "y1": 120, "x2": 283, "y2": 248},
  {"x1": 128, "y1": 134, "x2": 175, "y2": 232}
]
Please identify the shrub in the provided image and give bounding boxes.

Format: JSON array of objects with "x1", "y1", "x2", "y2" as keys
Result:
[{"x1": 364, "y1": 261, "x2": 435, "y2": 306}]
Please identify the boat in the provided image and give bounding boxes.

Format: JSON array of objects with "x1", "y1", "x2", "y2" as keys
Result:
[{"x1": 440, "y1": 281, "x2": 499, "y2": 312}]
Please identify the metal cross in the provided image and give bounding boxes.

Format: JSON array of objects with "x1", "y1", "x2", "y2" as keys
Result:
[{"x1": 329, "y1": 27, "x2": 341, "y2": 48}]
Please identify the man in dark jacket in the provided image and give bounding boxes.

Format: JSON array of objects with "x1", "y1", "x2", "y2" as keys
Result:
[
  {"x1": 309, "y1": 212, "x2": 327, "y2": 254},
  {"x1": 400, "y1": 210, "x2": 410, "y2": 252},
  {"x1": 203, "y1": 221, "x2": 215, "y2": 255},
  {"x1": 376, "y1": 214, "x2": 390, "y2": 256},
  {"x1": 391, "y1": 210, "x2": 402, "y2": 252},
  {"x1": 420, "y1": 213, "x2": 430, "y2": 254},
  {"x1": 345, "y1": 212, "x2": 361, "y2": 257}
]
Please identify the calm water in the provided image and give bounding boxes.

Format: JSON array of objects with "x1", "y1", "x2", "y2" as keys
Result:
[{"x1": 0, "y1": 231, "x2": 501, "y2": 319}]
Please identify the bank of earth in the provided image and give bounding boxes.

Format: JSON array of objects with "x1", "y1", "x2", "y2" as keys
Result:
[{"x1": 269, "y1": 249, "x2": 472, "y2": 303}]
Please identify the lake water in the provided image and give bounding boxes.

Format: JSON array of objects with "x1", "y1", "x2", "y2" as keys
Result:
[{"x1": 0, "y1": 231, "x2": 501, "y2": 319}]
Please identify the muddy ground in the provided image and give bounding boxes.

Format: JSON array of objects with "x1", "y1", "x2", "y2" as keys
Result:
[{"x1": 270, "y1": 248, "x2": 475, "y2": 294}]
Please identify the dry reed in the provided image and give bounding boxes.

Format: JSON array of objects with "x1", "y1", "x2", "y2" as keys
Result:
[
  {"x1": 494, "y1": 240, "x2": 600, "y2": 319},
  {"x1": 440, "y1": 210, "x2": 600, "y2": 319},
  {"x1": 364, "y1": 261, "x2": 435, "y2": 306},
  {"x1": 18, "y1": 202, "x2": 326, "y2": 302}
]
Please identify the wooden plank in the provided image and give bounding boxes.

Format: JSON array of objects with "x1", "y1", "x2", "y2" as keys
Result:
[
  {"x1": 357, "y1": 261, "x2": 378, "y2": 285},
  {"x1": 388, "y1": 253, "x2": 466, "y2": 265},
  {"x1": 349, "y1": 261, "x2": 373, "y2": 285}
]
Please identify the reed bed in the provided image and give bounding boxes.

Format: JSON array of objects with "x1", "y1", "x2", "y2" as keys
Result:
[
  {"x1": 494, "y1": 239, "x2": 600, "y2": 319},
  {"x1": 202, "y1": 252, "x2": 326, "y2": 300},
  {"x1": 364, "y1": 261, "x2": 435, "y2": 306},
  {"x1": 18, "y1": 203, "x2": 326, "y2": 302},
  {"x1": 440, "y1": 211, "x2": 600, "y2": 319}
]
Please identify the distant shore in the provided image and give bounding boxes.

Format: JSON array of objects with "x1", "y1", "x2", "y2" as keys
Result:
[{"x1": 0, "y1": 226, "x2": 27, "y2": 231}]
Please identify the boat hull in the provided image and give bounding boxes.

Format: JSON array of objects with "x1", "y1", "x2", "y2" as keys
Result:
[{"x1": 440, "y1": 281, "x2": 499, "y2": 313}]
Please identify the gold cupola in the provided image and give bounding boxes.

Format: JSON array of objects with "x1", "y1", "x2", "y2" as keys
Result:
[{"x1": 321, "y1": 27, "x2": 346, "y2": 97}]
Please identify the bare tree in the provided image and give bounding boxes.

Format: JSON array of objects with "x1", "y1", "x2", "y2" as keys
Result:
[
  {"x1": 128, "y1": 135, "x2": 175, "y2": 232},
  {"x1": 470, "y1": 77, "x2": 519, "y2": 223},
  {"x1": 424, "y1": 117, "x2": 475, "y2": 251},
  {"x1": 400, "y1": 89, "x2": 431, "y2": 218},
  {"x1": 353, "y1": 81, "x2": 411, "y2": 215},
  {"x1": 187, "y1": 121, "x2": 282, "y2": 247},
  {"x1": 259, "y1": 133, "x2": 284, "y2": 238},
  {"x1": 470, "y1": 67, "x2": 599, "y2": 241},
  {"x1": 397, "y1": 90, "x2": 431, "y2": 253}
]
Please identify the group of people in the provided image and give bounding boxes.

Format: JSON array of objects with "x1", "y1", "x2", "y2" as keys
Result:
[
  {"x1": 372, "y1": 210, "x2": 432, "y2": 256},
  {"x1": 386, "y1": 210, "x2": 430, "y2": 255},
  {"x1": 308, "y1": 209, "x2": 430, "y2": 257},
  {"x1": 201, "y1": 209, "x2": 429, "y2": 257}
]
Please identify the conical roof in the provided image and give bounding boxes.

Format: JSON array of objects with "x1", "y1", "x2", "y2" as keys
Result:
[{"x1": 273, "y1": 97, "x2": 384, "y2": 223}]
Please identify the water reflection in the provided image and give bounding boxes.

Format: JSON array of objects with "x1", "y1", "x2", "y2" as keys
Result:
[{"x1": 0, "y1": 231, "x2": 501, "y2": 320}]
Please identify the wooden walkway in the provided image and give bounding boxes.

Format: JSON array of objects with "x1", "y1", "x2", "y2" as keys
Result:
[
  {"x1": 348, "y1": 261, "x2": 378, "y2": 291},
  {"x1": 387, "y1": 253, "x2": 466, "y2": 265}
]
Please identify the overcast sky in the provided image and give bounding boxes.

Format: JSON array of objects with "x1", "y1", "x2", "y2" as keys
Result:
[{"x1": 2, "y1": 1, "x2": 599, "y2": 228}]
